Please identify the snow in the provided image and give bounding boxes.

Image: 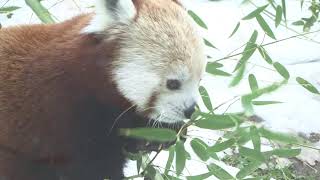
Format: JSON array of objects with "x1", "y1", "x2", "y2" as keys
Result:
[{"x1": 1, "y1": 0, "x2": 319, "y2": 178}]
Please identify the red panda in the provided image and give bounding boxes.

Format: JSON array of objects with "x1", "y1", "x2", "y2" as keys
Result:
[{"x1": 0, "y1": 0, "x2": 206, "y2": 179}]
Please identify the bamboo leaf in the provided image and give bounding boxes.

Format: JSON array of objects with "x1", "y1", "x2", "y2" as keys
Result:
[
  {"x1": 191, "y1": 138, "x2": 209, "y2": 161},
  {"x1": 207, "y1": 62, "x2": 224, "y2": 69},
  {"x1": 252, "y1": 101, "x2": 283, "y2": 105},
  {"x1": 241, "y1": 95, "x2": 254, "y2": 114},
  {"x1": 204, "y1": 38, "x2": 217, "y2": 49},
  {"x1": 208, "y1": 138, "x2": 236, "y2": 153},
  {"x1": 239, "y1": 146, "x2": 266, "y2": 162},
  {"x1": 230, "y1": 64, "x2": 246, "y2": 87},
  {"x1": 269, "y1": 148, "x2": 301, "y2": 158},
  {"x1": 207, "y1": 163, "x2": 235, "y2": 180},
  {"x1": 259, "y1": 128, "x2": 302, "y2": 144},
  {"x1": 257, "y1": 46, "x2": 273, "y2": 64},
  {"x1": 0, "y1": 6, "x2": 20, "y2": 13},
  {"x1": 256, "y1": 14, "x2": 276, "y2": 39},
  {"x1": 199, "y1": 86, "x2": 213, "y2": 111},
  {"x1": 273, "y1": 62, "x2": 290, "y2": 80},
  {"x1": 187, "y1": 172, "x2": 212, "y2": 180},
  {"x1": 164, "y1": 146, "x2": 175, "y2": 175},
  {"x1": 241, "y1": 81, "x2": 285, "y2": 113},
  {"x1": 292, "y1": 20, "x2": 304, "y2": 26},
  {"x1": 275, "y1": 5, "x2": 283, "y2": 27},
  {"x1": 250, "y1": 126, "x2": 261, "y2": 152},
  {"x1": 249, "y1": 74, "x2": 259, "y2": 92},
  {"x1": 281, "y1": 0, "x2": 287, "y2": 22},
  {"x1": 120, "y1": 128, "x2": 176, "y2": 142},
  {"x1": 296, "y1": 77, "x2": 320, "y2": 94},
  {"x1": 175, "y1": 141, "x2": 187, "y2": 175},
  {"x1": 236, "y1": 161, "x2": 263, "y2": 179},
  {"x1": 188, "y1": 10, "x2": 208, "y2": 29},
  {"x1": 195, "y1": 113, "x2": 243, "y2": 130},
  {"x1": 234, "y1": 30, "x2": 258, "y2": 71},
  {"x1": 229, "y1": 22, "x2": 241, "y2": 38},
  {"x1": 242, "y1": 4, "x2": 269, "y2": 20},
  {"x1": 206, "y1": 66, "x2": 232, "y2": 77}
]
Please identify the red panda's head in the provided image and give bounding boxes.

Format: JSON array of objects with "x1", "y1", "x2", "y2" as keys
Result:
[{"x1": 83, "y1": 0, "x2": 206, "y2": 124}]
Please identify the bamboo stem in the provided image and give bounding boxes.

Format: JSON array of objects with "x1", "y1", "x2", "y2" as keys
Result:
[{"x1": 25, "y1": 0, "x2": 55, "y2": 24}]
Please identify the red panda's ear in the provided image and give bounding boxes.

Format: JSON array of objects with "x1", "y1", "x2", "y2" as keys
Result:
[
  {"x1": 82, "y1": 0, "x2": 137, "y2": 33},
  {"x1": 172, "y1": 0, "x2": 182, "y2": 6}
]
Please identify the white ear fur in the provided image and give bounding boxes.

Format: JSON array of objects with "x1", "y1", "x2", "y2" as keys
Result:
[{"x1": 82, "y1": 0, "x2": 136, "y2": 33}]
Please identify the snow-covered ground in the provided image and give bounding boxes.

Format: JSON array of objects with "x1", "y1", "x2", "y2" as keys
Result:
[{"x1": 1, "y1": 0, "x2": 319, "y2": 179}]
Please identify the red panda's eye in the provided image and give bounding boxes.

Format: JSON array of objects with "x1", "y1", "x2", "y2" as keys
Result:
[{"x1": 166, "y1": 79, "x2": 181, "y2": 90}]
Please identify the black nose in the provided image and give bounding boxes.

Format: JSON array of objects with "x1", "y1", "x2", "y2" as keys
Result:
[{"x1": 184, "y1": 103, "x2": 196, "y2": 119}]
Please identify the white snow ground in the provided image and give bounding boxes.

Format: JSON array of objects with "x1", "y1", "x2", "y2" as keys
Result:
[{"x1": 1, "y1": 0, "x2": 319, "y2": 179}]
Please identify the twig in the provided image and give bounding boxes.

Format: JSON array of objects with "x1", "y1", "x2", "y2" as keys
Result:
[{"x1": 212, "y1": 29, "x2": 320, "y2": 63}]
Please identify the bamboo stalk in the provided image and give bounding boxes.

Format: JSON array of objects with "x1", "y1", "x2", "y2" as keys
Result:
[{"x1": 25, "y1": 0, "x2": 55, "y2": 24}]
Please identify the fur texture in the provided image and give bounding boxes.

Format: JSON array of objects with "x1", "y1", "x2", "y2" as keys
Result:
[{"x1": 0, "y1": 0, "x2": 206, "y2": 179}]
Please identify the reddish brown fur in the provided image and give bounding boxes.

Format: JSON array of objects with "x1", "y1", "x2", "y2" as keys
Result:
[{"x1": 0, "y1": 14, "x2": 135, "y2": 180}]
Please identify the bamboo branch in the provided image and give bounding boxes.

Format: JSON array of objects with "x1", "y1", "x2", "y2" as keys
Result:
[{"x1": 25, "y1": 0, "x2": 55, "y2": 24}]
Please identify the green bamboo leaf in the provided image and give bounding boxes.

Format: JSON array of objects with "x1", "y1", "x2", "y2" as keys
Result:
[
  {"x1": 199, "y1": 86, "x2": 213, "y2": 111},
  {"x1": 137, "y1": 156, "x2": 142, "y2": 173},
  {"x1": 300, "y1": 0, "x2": 305, "y2": 9},
  {"x1": 259, "y1": 128, "x2": 301, "y2": 144},
  {"x1": 269, "y1": 148, "x2": 301, "y2": 158},
  {"x1": 292, "y1": 20, "x2": 305, "y2": 26},
  {"x1": 248, "y1": 74, "x2": 259, "y2": 92},
  {"x1": 206, "y1": 66, "x2": 232, "y2": 77},
  {"x1": 207, "y1": 163, "x2": 235, "y2": 180},
  {"x1": 236, "y1": 161, "x2": 263, "y2": 179},
  {"x1": 242, "y1": 81, "x2": 285, "y2": 113},
  {"x1": 187, "y1": 172, "x2": 212, "y2": 180},
  {"x1": 210, "y1": 152, "x2": 219, "y2": 160},
  {"x1": 234, "y1": 31, "x2": 258, "y2": 71},
  {"x1": 230, "y1": 64, "x2": 246, "y2": 87},
  {"x1": 246, "y1": 81, "x2": 285, "y2": 99},
  {"x1": 250, "y1": 126, "x2": 261, "y2": 152},
  {"x1": 208, "y1": 138, "x2": 236, "y2": 153},
  {"x1": 0, "y1": 6, "x2": 20, "y2": 13},
  {"x1": 275, "y1": 5, "x2": 283, "y2": 27},
  {"x1": 162, "y1": 175, "x2": 181, "y2": 180},
  {"x1": 204, "y1": 38, "x2": 217, "y2": 49},
  {"x1": 237, "y1": 128, "x2": 252, "y2": 145},
  {"x1": 164, "y1": 146, "x2": 175, "y2": 175},
  {"x1": 257, "y1": 46, "x2": 273, "y2": 64},
  {"x1": 188, "y1": 10, "x2": 208, "y2": 29},
  {"x1": 242, "y1": 4, "x2": 269, "y2": 20},
  {"x1": 252, "y1": 101, "x2": 283, "y2": 105},
  {"x1": 207, "y1": 62, "x2": 223, "y2": 69},
  {"x1": 273, "y1": 62, "x2": 290, "y2": 80},
  {"x1": 241, "y1": 95, "x2": 254, "y2": 114},
  {"x1": 296, "y1": 77, "x2": 320, "y2": 94},
  {"x1": 256, "y1": 15, "x2": 276, "y2": 39},
  {"x1": 190, "y1": 138, "x2": 209, "y2": 161},
  {"x1": 239, "y1": 146, "x2": 266, "y2": 162},
  {"x1": 195, "y1": 113, "x2": 243, "y2": 130},
  {"x1": 281, "y1": 0, "x2": 287, "y2": 22},
  {"x1": 120, "y1": 128, "x2": 176, "y2": 142},
  {"x1": 175, "y1": 141, "x2": 186, "y2": 176},
  {"x1": 229, "y1": 22, "x2": 241, "y2": 38}
]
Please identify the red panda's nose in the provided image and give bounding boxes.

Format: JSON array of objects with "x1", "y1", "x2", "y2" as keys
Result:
[{"x1": 184, "y1": 103, "x2": 196, "y2": 119}]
